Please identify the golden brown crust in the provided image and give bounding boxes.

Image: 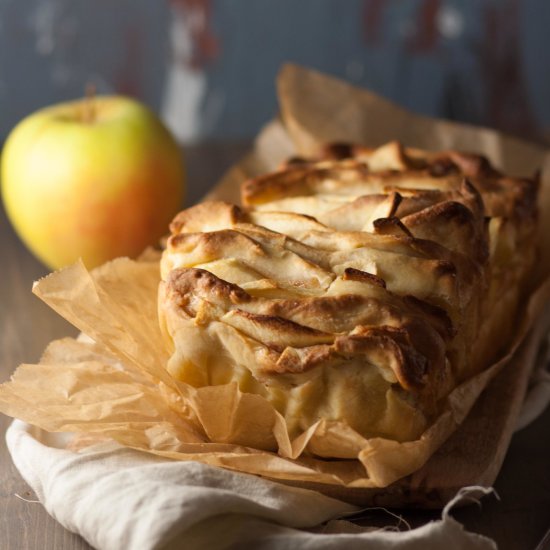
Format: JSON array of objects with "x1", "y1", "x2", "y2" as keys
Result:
[
  {"x1": 164, "y1": 266, "x2": 448, "y2": 396},
  {"x1": 170, "y1": 201, "x2": 244, "y2": 234},
  {"x1": 159, "y1": 140, "x2": 538, "y2": 444}
]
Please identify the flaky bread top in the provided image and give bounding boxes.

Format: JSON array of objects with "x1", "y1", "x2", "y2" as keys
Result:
[
  {"x1": 162, "y1": 266, "x2": 450, "y2": 392},
  {"x1": 165, "y1": 201, "x2": 480, "y2": 317},
  {"x1": 242, "y1": 141, "x2": 537, "y2": 236},
  {"x1": 159, "y1": 141, "x2": 538, "y2": 443}
]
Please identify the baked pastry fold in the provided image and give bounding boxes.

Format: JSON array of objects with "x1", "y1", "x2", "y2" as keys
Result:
[{"x1": 159, "y1": 141, "x2": 538, "y2": 450}]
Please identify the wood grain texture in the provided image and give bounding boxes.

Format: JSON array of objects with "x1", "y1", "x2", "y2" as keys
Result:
[
  {"x1": 0, "y1": 142, "x2": 549, "y2": 550},
  {"x1": 0, "y1": 200, "x2": 84, "y2": 549}
]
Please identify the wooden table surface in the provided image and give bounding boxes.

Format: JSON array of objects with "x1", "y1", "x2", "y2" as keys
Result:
[{"x1": 1, "y1": 143, "x2": 549, "y2": 550}]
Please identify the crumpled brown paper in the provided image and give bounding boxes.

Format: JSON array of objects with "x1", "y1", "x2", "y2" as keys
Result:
[{"x1": 1, "y1": 65, "x2": 549, "y2": 505}]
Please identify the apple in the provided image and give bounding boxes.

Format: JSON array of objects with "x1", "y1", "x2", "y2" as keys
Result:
[{"x1": 1, "y1": 95, "x2": 185, "y2": 270}]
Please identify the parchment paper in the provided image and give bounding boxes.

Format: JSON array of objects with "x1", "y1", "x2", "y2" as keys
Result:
[{"x1": 1, "y1": 65, "x2": 549, "y2": 501}]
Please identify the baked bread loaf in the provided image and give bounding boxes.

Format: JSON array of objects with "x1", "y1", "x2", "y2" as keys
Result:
[{"x1": 159, "y1": 141, "x2": 538, "y2": 451}]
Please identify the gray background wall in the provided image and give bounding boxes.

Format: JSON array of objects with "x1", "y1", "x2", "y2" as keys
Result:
[{"x1": 0, "y1": 0, "x2": 548, "y2": 145}]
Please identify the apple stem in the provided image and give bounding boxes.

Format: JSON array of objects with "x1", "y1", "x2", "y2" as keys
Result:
[{"x1": 83, "y1": 83, "x2": 96, "y2": 123}]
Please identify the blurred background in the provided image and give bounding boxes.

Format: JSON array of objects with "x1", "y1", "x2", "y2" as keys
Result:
[{"x1": 0, "y1": 0, "x2": 549, "y2": 145}]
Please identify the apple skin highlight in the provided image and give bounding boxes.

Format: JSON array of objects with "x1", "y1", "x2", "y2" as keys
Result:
[{"x1": 1, "y1": 96, "x2": 185, "y2": 270}]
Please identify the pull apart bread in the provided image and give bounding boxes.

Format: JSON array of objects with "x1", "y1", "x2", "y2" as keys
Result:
[{"x1": 159, "y1": 141, "x2": 538, "y2": 450}]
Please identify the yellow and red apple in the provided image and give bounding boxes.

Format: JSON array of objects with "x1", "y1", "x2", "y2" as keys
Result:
[{"x1": 1, "y1": 96, "x2": 185, "y2": 270}]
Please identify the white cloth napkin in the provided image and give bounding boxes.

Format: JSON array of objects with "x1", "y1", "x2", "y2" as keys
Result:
[{"x1": 6, "y1": 420, "x2": 497, "y2": 550}]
